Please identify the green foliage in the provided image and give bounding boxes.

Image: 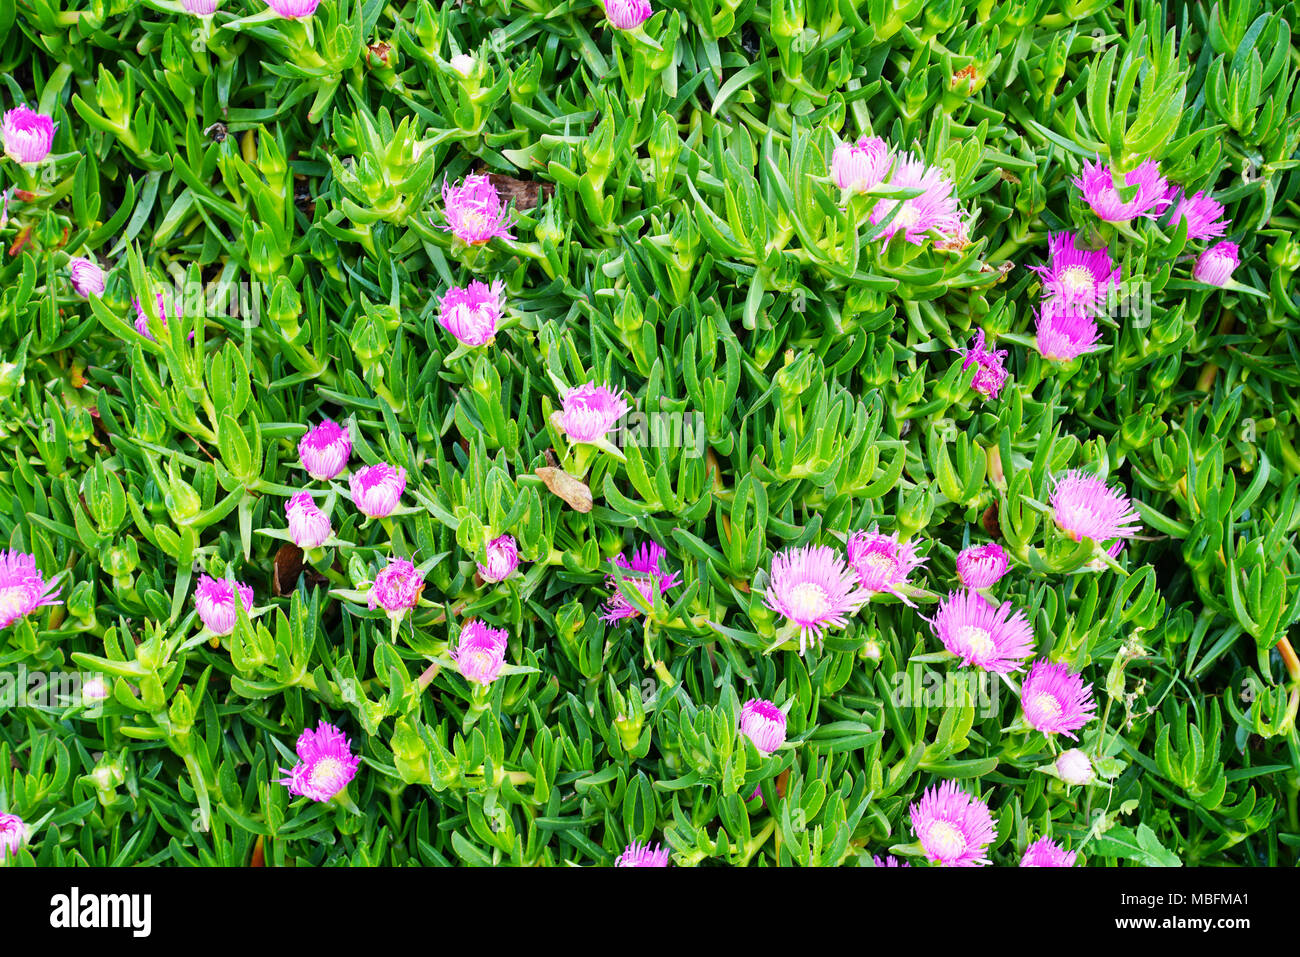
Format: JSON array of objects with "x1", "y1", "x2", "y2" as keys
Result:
[{"x1": 1, "y1": 0, "x2": 1299, "y2": 866}]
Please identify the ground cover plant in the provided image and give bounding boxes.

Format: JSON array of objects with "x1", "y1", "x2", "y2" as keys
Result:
[{"x1": 1, "y1": 0, "x2": 1298, "y2": 868}]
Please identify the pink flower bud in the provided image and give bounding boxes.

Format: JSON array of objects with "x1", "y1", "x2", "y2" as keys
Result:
[
  {"x1": 285, "y1": 492, "x2": 332, "y2": 548},
  {"x1": 738, "y1": 699, "x2": 787, "y2": 754},
  {"x1": 478, "y1": 534, "x2": 519, "y2": 583},
  {"x1": 298, "y1": 418, "x2": 352, "y2": 481},
  {"x1": 2, "y1": 106, "x2": 55, "y2": 165},
  {"x1": 264, "y1": 0, "x2": 321, "y2": 18},
  {"x1": 604, "y1": 0, "x2": 652, "y2": 29},
  {"x1": 194, "y1": 573, "x2": 254, "y2": 636},
  {"x1": 69, "y1": 257, "x2": 106, "y2": 298},
  {"x1": 349, "y1": 463, "x2": 406, "y2": 518},
  {"x1": 368, "y1": 558, "x2": 424, "y2": 616},
  {"x1": 438, "y1": 279, "x2": 504, "y2": 347},
  {"x1": 1192, "y1": 241, "x2": 1239, "y2": 287},
  {"x1": 554, "y1": 382, "x2": 629, "y2": 444},
  {"x1": 955, "y1": 542, "x2": 1010, "y2": 589},
  {"x1": 451, "y1": 619, "x2": 509, "y2": 685}
]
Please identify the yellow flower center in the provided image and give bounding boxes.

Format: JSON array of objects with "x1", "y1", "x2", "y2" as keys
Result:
[
  {"x1": 926, "y1": 820, "x2": 967, "y2": 860},
  {"x1": 1062, "y1": 266, "x2": 1094, "y2": 297},
  {"x1": 956, "y1": 625, "x2": 995, "y2": 660},
  {"x1": 787, "y1": 582, "x2": 831, "y2": 622}
]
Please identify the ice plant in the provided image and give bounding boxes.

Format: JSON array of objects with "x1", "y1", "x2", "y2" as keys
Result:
[
  {"x1": 2, "y1": 106, "x2": 55, "y2": 165},
  {"x1": 0, "y1": 812, "x2": 27, "y2": 862},
  {"x1": 451, "y1": 619, "x2": 509, "y2": 685},
  {"x1": 182, "y1": 0, "x2": 221, "y2": 13},
  {"x1": 368, "y1": 558, "x2": 424, "y2": 617},
  {"x1": 349, "y1": 462, "x2": 407, "y2": 518},
  {"x1": 872, "y1": 854, "x2": 910, "y2": 867},
  {"x1": 1035, "y1": 302, "x2": 1102, "y2": 361},
  {"x1": 82, "y1": 677, "x2": 111, "y2": 703},
  {"x1": 763, "y1": 544, "x2": 869, "y2": 653},
  {"x1": 603, "y1": 0, "x2": 652, "y2": 30},
  {"x1": 845, "y1": 529, "x2": 925, "y2": 604},
  {"x1": 909, "y1": 781, "x2": 995, "y2": 867},
  {"x1": 438, "y1": 279, "x2": 504, "y2": 347},
  {"x1": 738, "y1": 699, "x2": 787, "y2": 754},
  {"x1": 441, "y1": 173, "x2": 514, "y2": 245},
  {"x1": 1028, "y1": 232, "x2": 1120, "y2": 314},
  {"x1": 601, "y1": 540, "x2": 681, "y2": 622},
  {"x1": 930, "y1": 590, "x2": 1034, "y2": 673},
  {"x1": 955, "y1": 543, "x2": 1010, "y2": 589},
  {"x1": 615, "y1": 840, "x2": 669, "y2": 867},
  {"x1": 0, "y1": 549, "x2": 62, "y2": 629},
  {"x1": 1165, "y1": 187, "x2": 1227, "y2": 241},
  {"x1": 478, "y1": 534, "x2": 519, "y2": 583},
  {"x1": 1074, "y1": 157, "x2": 1171, "y2": 222},
  {"x1": 956, "y1": 330, "x2": 1009, "y2": 401},
  {"x1": 264, "y1": 0, "x2": 322, "y2": 17},
  {"x1": 284, "y1": 492, "x2": 332, "y2": 548},
  {"x1": 276, "y1": 721, "x2": 359, "y2": 802},
  {"x1": 831, "y1": 135, "x2": 892, "y2": 193},
  {"x1": 1020, "y1": 660, "x2": 1096, "y2": 740},
  {"x1": 1055, "y1": 748, "x2": 1095, "y2": 786},
  {"x1": 69, "y1": 257, "x2": 106, "y2": 298},
  {"x1": 554, "y1": 382, "x2": 630, "y2": 444},
  {"x1": 298, "y1": 418, "x2": 351, "y2": 480},
  {"x1": 1021, "y1": 837, "x2": 1077, "y2": 867},
  {"x1": 194, "y1": 574, "x2": 254, "y2": 636},
  {"x1": 1193, "y1": 241, "x2": 1240, "y2": 287},
  {"x1": 1049, "y1": 470, "x2": 1142, "y2": 544},
  {"x1": 870, "y1": 155, "x2": 961, "y2": 245}
]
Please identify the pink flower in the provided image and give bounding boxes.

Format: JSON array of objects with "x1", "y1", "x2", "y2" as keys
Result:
[
  {"x1": 194, "y1": 573, "x2": 254, "y2": 636},
  {"x1": 133, "y1": 292, "x2": 169, "y2": 340},
  {"x1": 763, "y1": 544, "x2": 869, "y2": 653},
  {"x1": 1028, "y1": 232, "x2": 1120, "y2": 314},
  {"x1": 845, "y1": 529, "x2": 926, "y2": 605},
  {"x1": 2, "y1": 106, "x2": 55, "y2": 165},
  {"x1": 298, "y1": 418, "x2": 352, "y2": 481},
  {"x1": 1073, "y1": 157, "x2": 1171, "y2": 223},
  {"x1": 955, "y1": 543, "x2": 1010, "y2": 589},
  {"x1": 82, "y1": 677, "x2": 111, "y2": 702},
  {"x1": 264, "y1": 0, "x2": 321, "y2": 17},
  {"x1": 870, "y1": 155, "x2": 962, "y2": 245},
  {"x1": 368, "y1": 557, "x2": 424, "y2": 616},
  {"x1": 478, "y1": 534, "x2": 519, "y2": 583},
  {"x1": 956, "y1": 330, "x2": 1009, "y2": 400},
  {"x1": 554, "y1": 382, "x2": 629, "y2": 444},
  {"x1": 1050, "y1": 470, "x2": 1141, "y2": 544},
  {"x1": 284, "y1": 492, "x2": 332, "y2": 548},
  {"x1": 438, "y1": 279, "x2": 504, "y2": 347},
  {"x1": 182, "y1": 0, "x2": 221, "y2": 12},
  {"x1": 930, "y1": 589, "x2": 1034, "y2": 673},
  {"x1": 1020, "y1": 659, "x2": 1096, "y2": 740},
  {"x1": 276, "y1": 720, "x2": 359, "y2": 802},
  {"x1": 1055, "y1": 748, "x2": 1095, "y2": 786},
  {"x1": 0, "y1": 812, "x2": 28, "y2": 861},
  {"x1": 1021, "y1": 836, "x2": 1077, "y2": 867},
  {"x1": 1193, "y1": 241, "x2": 1239, "y2": 287},
  {"x1": 451, "y1": 619, "x2": 510, "y2": 685},
  {"x1": 603, "y1": 0, "x2": 652, "y2": 29},
  {"x1": 441, "y1": 173, "x2": 514, "y2": 245},
  {"x1": 0, "y1": 549, "x2": 62, "y2": 629},
  {"x1": 615, "y1": 840, "x2": 669, "y2": 866},
  {"x1": 601, "y1": 541, "x2": 681, "y2": 622},
  {"x1": 1165, "y1": 187, "x2": 1227, "y2": 241},
  {"x1": 910, "y1": 780, "x2": 996, "y2": 867},
  {"x1": 738, "y1": 699, "x2": 787, "y2": 754},
  {"x1": 872, "y1": 854, "x2": 910, "y2": 867},
  {"x1": 832, "y1": 135, "x2": 892, "y2": 193},
  {"x1": 1036, "y1": 301, "x2": 1101, "y2": 361},
  {"x1": 69, "y1": 257, "x2": 106, "y2": 298},
  {"x1": 349, "y1": 463, "x2": 407, "y2": 518}
]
